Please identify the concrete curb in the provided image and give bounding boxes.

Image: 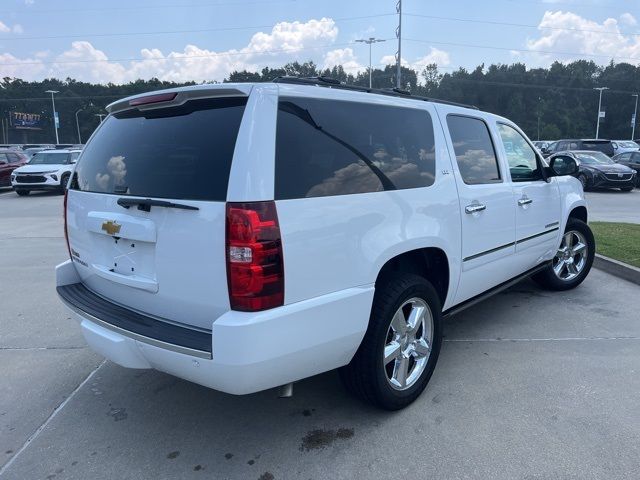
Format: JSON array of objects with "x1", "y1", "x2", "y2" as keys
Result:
[{"x1": 594, "y1": 254, "x2": 640, "y2": 286}]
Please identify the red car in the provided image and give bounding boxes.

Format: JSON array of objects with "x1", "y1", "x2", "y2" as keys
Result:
[{"x1": 0, "y1": 150, "x2": 28, "y2": 187}]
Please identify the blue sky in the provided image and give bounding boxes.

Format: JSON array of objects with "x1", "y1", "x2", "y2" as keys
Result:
[{"x1": 1, "y1": 0, "x2": 639, "y2": 83}]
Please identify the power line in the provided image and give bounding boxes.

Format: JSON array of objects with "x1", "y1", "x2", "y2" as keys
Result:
[
  {"x1": 0, "y1": 13, "x2": 396, "y2": 41},
  {"x1": 404, "y1": 37, "x2": 640, "y2": 63},
  {"x1": 0, "y1": 39, "x2": 393, "y2": 67},
  {"x1": 404, "y1": 12, "x2": 640, "y2": 38},
  {"x1": 0, "y1": 0, "x2": 295, "y2": 15}
]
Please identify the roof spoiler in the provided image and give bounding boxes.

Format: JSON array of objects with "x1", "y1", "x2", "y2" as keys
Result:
[{"x1": 107, "y1": 85, "x2": 251, "y2": 114}]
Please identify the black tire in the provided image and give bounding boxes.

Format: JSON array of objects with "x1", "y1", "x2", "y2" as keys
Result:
[
  {"x1": 620, "y1": 186, "x2": 633, "y2": 192},
  {"x1": 340, "y1": 273, "x2": 443, "y2": 410},
  {"x1": 577, "y1": 174, "x2": 588, "y2": 190},
  {"x1": 15, "y1": 189, "x2": 29, "y2": 196},
  {"x1": 532, "y1": 218, "x2": 595, "y2": 291},
  {"x1": 60, "y1": 173, "x2": 70, "y2": 194}
]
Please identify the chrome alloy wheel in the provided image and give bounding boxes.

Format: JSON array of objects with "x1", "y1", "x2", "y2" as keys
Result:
[
  {"x1": 552, "y1": 230, "x2": 588, "y2": 281},
  {"x1": 383, "y1": 297, "x2": 434, "y2": 391}
]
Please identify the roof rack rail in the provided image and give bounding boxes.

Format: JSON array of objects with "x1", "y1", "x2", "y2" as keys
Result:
[{"x1": 272, "y1": 76, "x2": 478, "y2": 110}]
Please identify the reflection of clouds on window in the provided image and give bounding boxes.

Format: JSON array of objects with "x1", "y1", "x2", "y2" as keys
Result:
[
  {"x1": 107, "y1": 155, "x2": 127, "y2": 185},
  {"x1": 307, "y1": 153, "x2": 435, "y2": 198},
  {"x1": 307, "y1": 161, "x2": 383, "y2": 197},
  {"x1": 456, "y1": 149, "x2": 500, "y2": 183},
  {"x1": 95, "y1": 172, "x2": 110, "y2": 190},
  {"x1": 94, "y1": 155, "x2": 127, "y2": 192}
]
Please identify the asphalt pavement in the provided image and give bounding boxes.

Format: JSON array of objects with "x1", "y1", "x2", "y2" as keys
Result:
[
  {"x1": 585, "y1": 189, "x2": 640, "y2": 224},
  {"x1": 1, "y1": 188, "x2": 639, "y2": 480}
]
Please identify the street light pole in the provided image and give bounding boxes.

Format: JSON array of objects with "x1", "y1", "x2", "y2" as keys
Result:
[
  {"x1": 95, "y1": 114, "x2": 105, "y2": 122},
  {"x1": 355, "y1": 37, "x2": 385, "y2": 89},
  {"x1": 594, "y1": 87, "x2": 608, "y2": 139},
  {"x1": 45, "y1": 90, "x2": 60, "y2": 144},
  {"x1": 632, "y1": 94, "x2": 639, "y2": 140},
  {"x1": 75, "y1": 108, "x2": 83, "y2": 144}
]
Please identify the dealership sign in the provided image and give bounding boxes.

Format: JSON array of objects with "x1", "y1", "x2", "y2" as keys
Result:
[{"x1": 9, "y1": 111, "x2": 43, "y2": 130}]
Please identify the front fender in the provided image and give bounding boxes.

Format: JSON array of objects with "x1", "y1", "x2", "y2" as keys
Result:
[{"x1": 556, "y1": 175, "x2": 587, "y2": 245}]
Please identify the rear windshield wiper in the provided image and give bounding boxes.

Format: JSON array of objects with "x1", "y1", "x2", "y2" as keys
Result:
[{"x1": 117, "y1": 197, "x2": 199, "y2": 212}]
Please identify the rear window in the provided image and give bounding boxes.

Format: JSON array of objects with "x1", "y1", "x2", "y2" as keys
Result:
[
  {"x1": 71, "y1": 97, "x2": 247, "y2": 201},
  {"x1": 275, "y1": 97, "x2": 436, "y2": 199}
]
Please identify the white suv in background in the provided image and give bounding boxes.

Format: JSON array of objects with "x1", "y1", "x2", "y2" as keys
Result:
[
  {"x1": 12, "y1": 149, "x2": 81, "y2": 195},
  {"x1": 56, "y1": 79, "x2": 593, "y2": 410}
]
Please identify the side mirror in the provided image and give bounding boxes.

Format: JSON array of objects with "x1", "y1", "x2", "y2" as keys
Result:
[
  {"x1": 541, "y1": 146, "x2": 549, "y2": 154},
  {"x1": 549, "y1": 156, "x2": 578, "y2": 176}
]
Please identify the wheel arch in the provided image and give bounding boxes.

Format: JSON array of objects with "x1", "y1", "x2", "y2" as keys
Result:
[
  {"x1": 375, "y1": 247, "x2": 450, "y2": 309},
  {"x1": 568, "y1": 205, "x2": 587, "y2": 224}
]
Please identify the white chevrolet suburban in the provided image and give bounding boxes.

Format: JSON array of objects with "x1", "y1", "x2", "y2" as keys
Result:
[{"x1": 56, "y1": 78, "x2": 594, "y2": 410}]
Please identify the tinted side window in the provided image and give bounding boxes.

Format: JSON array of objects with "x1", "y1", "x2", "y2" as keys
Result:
[
  {"x1": 0, "y1": 153, "x2": 8, "y2": 164},
  {"x1": 617, "y1": 153, "x2": 631, "y2": 161},
  {"x1": 497, "y1": 123, "x2": 542, "y2": 182},
  {"x1": 275, "y1": 97, "x2": 436, "y2": 199},
  {"x1": 632, "y1": 153, "x2": 640, "y2": 164},
  {"x1": 446, "y1": 115, "x2": 501, "y2": 185}
]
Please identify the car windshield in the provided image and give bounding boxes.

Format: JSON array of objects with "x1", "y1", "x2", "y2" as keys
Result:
[
  {"x1": 29, "y1": 152, "x2": 70, "y2": 165},
  {"x1": 618, "y1": 141, "x2": 638, "y2": 148},
  {"x1": 576, "y1": 152, "x2": 613, "y2": 165}
]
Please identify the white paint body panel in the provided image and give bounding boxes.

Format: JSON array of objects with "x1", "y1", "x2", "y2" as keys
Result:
[{"x1": 57, "y1": 82, "x2": 588, "y2": 395}]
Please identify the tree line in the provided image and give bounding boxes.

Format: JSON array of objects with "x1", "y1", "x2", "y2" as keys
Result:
[{"x1": 2, "y1": 59, "x2": 640, "y2": 144}]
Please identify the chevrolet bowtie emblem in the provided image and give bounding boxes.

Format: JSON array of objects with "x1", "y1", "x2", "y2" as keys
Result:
[{"x1": 101, "y1": 220, "x2": 121, "y2": 236}]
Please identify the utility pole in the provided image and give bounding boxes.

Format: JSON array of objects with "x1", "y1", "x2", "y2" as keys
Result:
[
  {"x1": 632, "y1": 94, "x2": 638, "y2": 140},
  {"x1": 356, "y1": 37, "x2": 385, "y2": 89},
  {"x1": 395, "y1": 0, "x2": 402, "y2": 89},
  {"x1": 594, "y1": 87, "x2": 608, "y2": 139},
  {"x1": 45, "y1": 90, "x2": 60, "y2": 144}
]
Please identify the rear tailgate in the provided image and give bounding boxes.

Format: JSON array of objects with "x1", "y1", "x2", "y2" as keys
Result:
[{"x1": 66, "y1": 89, "x2": 249, "y2": 330}]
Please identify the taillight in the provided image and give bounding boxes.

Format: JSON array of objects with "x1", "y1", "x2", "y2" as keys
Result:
[
  {"x1": 63, "y1": 190, "x2": 72, "y2": 260},
  {"x1": 226, "y1": 201, "x2": 284, "y2": 311}
]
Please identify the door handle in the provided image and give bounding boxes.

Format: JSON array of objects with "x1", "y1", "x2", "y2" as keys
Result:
[
  {"x1": 518, "y1": 197, "x2": 533, "y2": 206},
  {"x1": 465, "y1": 203, "x2": 487, "y2": 214}
]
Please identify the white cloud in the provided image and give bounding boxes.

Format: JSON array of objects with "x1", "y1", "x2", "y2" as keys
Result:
[
  {"x1": 413, "y1": 47, "x2": 451, "y2": 69},
  {"x1": 526, "y1": 10, "x2": 640, "y2": 64},
  {"x1": 0, "y1": 18, "x2": 341, "y2": 84},
  {"x1": 323, "y1": 48, "x2": 364, "y2": 73},
  {"x1": 620, "y1": 13, "x2": 637, "y2": 27},
  {"x1": 1, "y1": 19, "x2": 23, "y2": 33},
  {"x1": 0, "y1": 52, "x2": 46, "y2": 79},
  {"x1": 380, "y1": 47, "x2": 450, "y2": 71},
  {"x1": 25, "y1": 0, "x2": 35, "y2": 4}
]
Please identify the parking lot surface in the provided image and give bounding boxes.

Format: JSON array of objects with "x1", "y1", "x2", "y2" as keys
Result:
[
  {"x1": 585, "y1": 189, "x2": 640, "y2": 224},
  {"x1": 1, "y1": 189, "x2": 639, "y2": 480}
]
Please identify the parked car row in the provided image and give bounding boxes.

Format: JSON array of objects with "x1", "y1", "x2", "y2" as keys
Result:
[
  {"x1": 548, "y1": 150, "x2": 637, "y2": 191},
  {"x1": 532, "y1": 138, "x2": 639, "y2": 189},
  {"x1": 10, "y1": 149, "x2": 82, "y2": 195},
  {"x1": 1, "y1": 144, "x2": 85, "y2": 195}
]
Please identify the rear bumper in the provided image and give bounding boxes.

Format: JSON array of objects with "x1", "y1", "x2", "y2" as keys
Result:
[{"x1": 55, "y1": 260, "x2": 374, "y2": 394}]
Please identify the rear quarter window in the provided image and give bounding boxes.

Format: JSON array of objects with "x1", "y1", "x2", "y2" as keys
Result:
[
  {"x1": 275, "y1": 97, "x2": 436, "y2": 199},
  {"x1": 71, "y1": 97, "x2": 247, "y2": 201}
]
